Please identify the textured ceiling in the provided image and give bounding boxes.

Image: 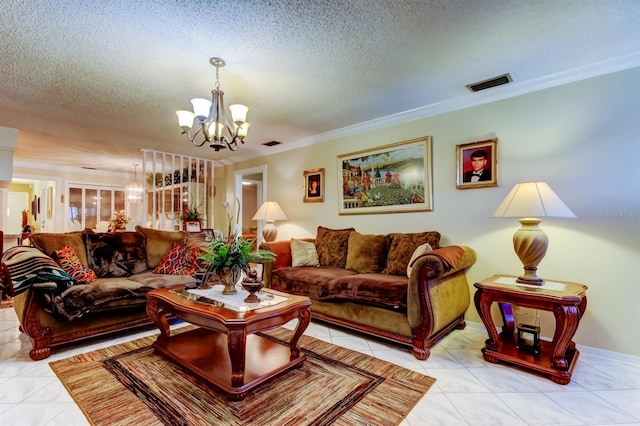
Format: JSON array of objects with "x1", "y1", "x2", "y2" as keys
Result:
[{"x1": 1, "y1": 0, "x2": 639, "y2": 173}]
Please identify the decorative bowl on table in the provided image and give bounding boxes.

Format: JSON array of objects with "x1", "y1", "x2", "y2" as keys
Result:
[{"x1": 242, "y1": 270, "x2": 263, "y2": 303}]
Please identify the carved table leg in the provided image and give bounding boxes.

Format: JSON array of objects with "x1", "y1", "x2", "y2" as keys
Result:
[
  {"x1": 474, "y1": 289, "x2": 499, "y2": 353},
  {"x1": 146, "y1": 299, "x2": 170, "y2": 340},
  {"x1": 551, "y1": 304, "x2": 580, "y2": 371},
  {"x1": 290, "y1": 307, "x2": 311, "y2": 360},
  {"x1": 228, "y1": 327, "x2": 247, "y2": 388}
]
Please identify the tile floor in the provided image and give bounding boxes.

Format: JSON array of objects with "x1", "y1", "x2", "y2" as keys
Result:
[{"x1": 0, "y1": 306, "x2": 639, "y2": 426}]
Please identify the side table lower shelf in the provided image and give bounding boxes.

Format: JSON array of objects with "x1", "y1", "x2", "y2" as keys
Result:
[{"x1": 482, "y1": 332, "x2": 579, "y2": 385}]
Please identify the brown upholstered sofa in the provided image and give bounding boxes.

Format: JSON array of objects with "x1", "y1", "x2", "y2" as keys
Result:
[
  {"x1": 260, "y1": 226, "x2": 476, "y2": 360},
  {"x1": 0, "y1": 227, "x2": 198, "y2": 360}
]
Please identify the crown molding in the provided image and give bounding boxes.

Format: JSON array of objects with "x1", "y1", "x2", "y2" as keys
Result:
[{"x1": 230, "y1": 51, "x2": 640, "y2": 164}]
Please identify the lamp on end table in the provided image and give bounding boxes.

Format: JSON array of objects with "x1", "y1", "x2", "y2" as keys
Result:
[
  {"x1": 492, "y1": 182, "x2": 575, "y2": 285},
  {"x1": 252, "y1": 201, "x2": 288, "y2": 242}
]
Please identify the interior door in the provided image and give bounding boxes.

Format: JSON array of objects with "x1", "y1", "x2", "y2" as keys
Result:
[{"x1": 7, "y1": 192, "x2": 29, "y2": 233}]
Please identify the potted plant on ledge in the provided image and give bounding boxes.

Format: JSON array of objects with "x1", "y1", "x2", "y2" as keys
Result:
[{"x1": 198, "y1": 234, "x2": 275, "y2": 295}]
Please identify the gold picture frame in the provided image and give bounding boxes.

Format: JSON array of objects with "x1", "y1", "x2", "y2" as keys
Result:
[
  {"x1": 456, "y1": 138, "x2": 498, "y2": 189},
  {"x1": 303, "y1": 168, "x2": 324, "y2": 202},
  {"x1": 184, "y1": 220, "x2": 202, "y2": 233},
  {"x1": 337, "y1": 136, "x2": 433, "y2": 215}
]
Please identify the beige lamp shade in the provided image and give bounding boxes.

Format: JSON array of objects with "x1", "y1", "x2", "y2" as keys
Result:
[
  {"x1": 252, "y1": 201, "x2": 288, "y2": 242},
  {"x1": 492, "y1": 182, "x2": 575, "y2": 284}
]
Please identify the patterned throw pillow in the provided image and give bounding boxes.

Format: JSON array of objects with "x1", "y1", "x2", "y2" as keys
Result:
[
  {"x1": 314, "y1": 226, "x2": 355, "y2": 268},
  {"x1": 0, "y1": 246, "x2": 74, "y2": 296},
  {"x1": 153, "y1": 243, "x2": 199, "y2": 275},
  {"x1": 55, "y1": 246, "x2": 97, "y2": 284}
]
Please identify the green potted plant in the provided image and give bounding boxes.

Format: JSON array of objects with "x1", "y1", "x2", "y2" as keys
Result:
[{"x1": 198, "y1": 234, "x2": 275, "y2": 294}]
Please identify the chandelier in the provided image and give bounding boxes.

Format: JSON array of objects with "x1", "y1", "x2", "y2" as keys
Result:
[
  {"x1": 176, "y1": 57, "x2": 250, "y2": 151},
  {"x1": 125, "y1": 164, "x2": 143, "y2": 203}
]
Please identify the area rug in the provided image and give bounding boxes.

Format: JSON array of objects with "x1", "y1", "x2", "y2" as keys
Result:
[{"x1": 50, "y1": 326, "x2": 435, "y2": 425}]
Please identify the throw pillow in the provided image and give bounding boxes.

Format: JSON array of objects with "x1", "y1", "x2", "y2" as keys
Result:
[
  {"x1": 406, "y1": 243, "x2": 433, "y2": 277},
  {"x1": 153, "y1": 243, "x2": 199, "y2": 275},
  {"x1": 83, "y1": 231, "x2": 148, "y2": 278},
  {"x1": 314, "y1": 226, "x2": 355, "y2": 268},
  {"x1": 290, "y1": 239, "x2": 320, "y2": 267},
  {"x1": 55, "y1": 246, "x2": 97, "y2": 284},
  {"x1": 30, "y1": 231, "x2": 89, "y2": 268},
  {"x1": 0, "y1": 246, "x2": 74, "y2": 296},
  {"x1": 384, "y1": 231, "x2": 441, "y2": 275},
  {"x1": 135, "y1": 226, "x2": 189, "y2": 269},
  {"x1": 345, "y1": 232, "x2": 389, "y2": 273}
]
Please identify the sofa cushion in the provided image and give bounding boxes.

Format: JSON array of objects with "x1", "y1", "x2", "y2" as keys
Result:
[
  {"x1": 135, "y1": 226, "x2": 189, "y2": 269},
  {"x1": 153, "y1": 243, "x2": 198, "y2": 275},
  {"x1": 84, "y1": 231, "x2": 148, "y2": 278},
  {"x1": 270, "y1": 266, "x2": 357, "y2": 299},
  {"x1": 345, "y1": 232, "x2": 388, "y2": 273},
  {"x1": 406, "y1": 243, "x2": 432, "y2": 277},
  {"x1": 315, "y1": 226, "x2": 355, "y2": 268},
  {"x1": 384, "y1": 231, "x2": 441, "y2": 275},
  {"x1": 324, "y1": 273, "x2": 409, "y2": 309},
  {"x1": 291, "y1": 239, "x2": 320, "y2": 267},
  {"x1": 0, "y1": 246, "x2": 74, "y2": 296},
  {"x1": 54, "y1": 246, "x2": 97, "y2": 284},
  {"x1": 52, "y1": 272, "x2": 196, "y2": 320},
  {"x1": 30, "y1": 231, "x2": 89, "y2": 268}
]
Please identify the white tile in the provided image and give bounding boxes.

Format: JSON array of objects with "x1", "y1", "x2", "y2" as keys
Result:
[
  {"x1": 406, "y1": 393, "x2": 468, "y2": 425},
  {"x1": 593, "y1": 389, "x2": 640, "y2": 420},
  {"x1": 0, "y1": 377, "x2": 57, "y2": 403},
  {"x1": 495, "y1": 392, "x2": 584, "y2": 425},
  {"x1": 422, "y1": 346, "x2": 466, "y2": 368},
  {"x1": 330, "y1": 335, "x2": 374, "y2": 355},
  {"x1": 546, "y1": 391, "x2": 639, "y2": 424},
  {"x1": 571, "y1": 362, "x2": 630, "y2": 390},
  {"x1": 0, "y1": 402, "x2": 71, "y2": 426},
  {"x1": 23, "y1": 380, "x2": 74, "y2": 403},
  {"x1": 468, "y1": 365, "x2": 543, "y2": 392},
  {"x1": 423, "y1": 368, "x2": 490, "y2": 393},
  {"x1": 445, "y1": 392, "x2": 527, "y2": 425}
]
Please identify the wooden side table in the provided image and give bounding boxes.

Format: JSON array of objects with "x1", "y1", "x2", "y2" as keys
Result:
[{"x1": 474, "y1": 275, "x2": 587, "y2": 384}]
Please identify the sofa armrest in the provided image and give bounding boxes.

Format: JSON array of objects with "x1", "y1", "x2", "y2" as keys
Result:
[{"x1": 407, "y1": 246, "x2": 476, "y2": 331}]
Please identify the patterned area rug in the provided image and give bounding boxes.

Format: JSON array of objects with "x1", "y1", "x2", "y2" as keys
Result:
[{"x1": 50, "y1": 326, "x2": 435, "y2": 426}]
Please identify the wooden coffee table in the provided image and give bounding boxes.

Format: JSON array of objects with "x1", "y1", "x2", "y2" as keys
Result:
[{"x1": 146, "y1": 286, "x2": 311, "y2": 400}]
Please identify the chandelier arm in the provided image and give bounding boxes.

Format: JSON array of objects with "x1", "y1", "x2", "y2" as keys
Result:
[{"x1": 181, "y1": 128, "x2": 208, "y2": 147}]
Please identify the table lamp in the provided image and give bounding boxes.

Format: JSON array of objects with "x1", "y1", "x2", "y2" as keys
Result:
[
  {"x1": 492, "y1": 182, "x2": 575, "y2": 285},
  {"x1": 252, "y1": 201, "x2": 288, "y2": 242}
]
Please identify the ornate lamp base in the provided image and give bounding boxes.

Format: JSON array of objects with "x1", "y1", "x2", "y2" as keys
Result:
[{"x1": 513, "y1": 218, "x2": 548, "y2": 285}]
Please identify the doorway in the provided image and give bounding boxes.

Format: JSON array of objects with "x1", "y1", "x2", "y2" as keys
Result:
[{"x1": 234, "y1": 165, "x2": 266, "y2": 242}]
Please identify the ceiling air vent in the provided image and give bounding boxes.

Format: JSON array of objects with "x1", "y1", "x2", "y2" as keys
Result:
[
  {"x1": 466, "y1": 73, "x2": 512, "y2": 92},
  {"x1": 262, "y1": 140, "x2": 282, "y2": 147}
]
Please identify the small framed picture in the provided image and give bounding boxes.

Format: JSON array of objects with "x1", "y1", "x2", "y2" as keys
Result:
[
  {"x1": 303, "y1": 168, "x2": 324, "y2": 202},
  {"x1": 184, "y1": 220, "x2": 202, "y2": 233},
  {"x1": 202, "y1": 228, "x2": 214, "y2": 241},
  {"x1": 456, "y1": 138, "x2": 498, "y2": 189}
]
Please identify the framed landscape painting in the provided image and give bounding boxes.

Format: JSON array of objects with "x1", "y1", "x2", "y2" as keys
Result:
[
  {"x1": 456, "y1": 138, "x2": 498, "y2": 189},
  {"x1": 337, "y1": 136, "x2": 433, "y2": 215}
]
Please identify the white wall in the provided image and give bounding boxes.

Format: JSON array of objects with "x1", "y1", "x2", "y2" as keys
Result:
[{"x1": 228, "y1": 67, "x2": 640, "y2": 356}]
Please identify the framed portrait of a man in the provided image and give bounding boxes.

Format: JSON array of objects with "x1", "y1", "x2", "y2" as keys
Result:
[{"x1": 456, "y1": 138, "x2": 498, "y2": 189}]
